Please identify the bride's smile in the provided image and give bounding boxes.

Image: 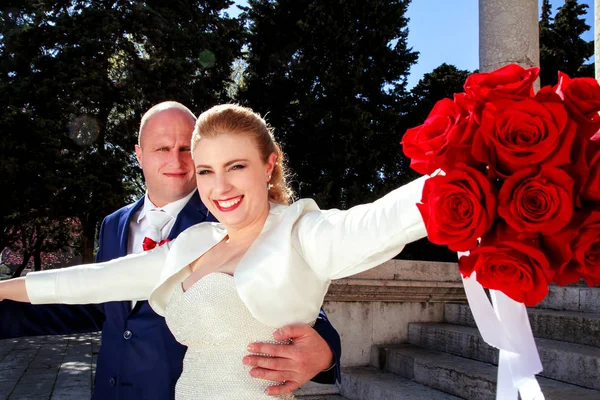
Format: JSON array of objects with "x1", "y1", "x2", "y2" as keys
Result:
[{"x1": 214, "y1": 195, "x2": 244, "y2": 211}]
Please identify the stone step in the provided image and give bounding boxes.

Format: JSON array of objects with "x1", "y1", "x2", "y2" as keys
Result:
[
  {"x1": 339, "y1": 366, "x2": 461, "y2": 400},
  {"x1": 444, "y1": 303, "x2": 600, "y2": 347},
  {"x1": 537, "y1": 284, "x2": 600, "y2": 313},
  {"x1": 372, "y1": 344, "x2": 600, "y2": 400},
  {"x1": 325, "y1": 260, "x2": 466, "y2": 303},
  {"x1": 295, "y1": 381, "x2": 340, "y2": 397},
  {"x1": 407, "y1": 322, "x2": 600, "y2": 390}
]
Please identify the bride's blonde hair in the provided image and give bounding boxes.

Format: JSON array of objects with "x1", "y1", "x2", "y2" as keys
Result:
[{"x1": 191, "y1": 104, "x2": 295, "y2": 205}]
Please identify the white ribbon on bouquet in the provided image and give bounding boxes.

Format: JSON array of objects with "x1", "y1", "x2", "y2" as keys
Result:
[{"x1": 457, "y1": 252, "x2": 545, "y2": 400}]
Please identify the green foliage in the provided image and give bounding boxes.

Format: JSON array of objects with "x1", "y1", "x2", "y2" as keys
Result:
[
  {"x1": 239, "y1": 0, "x2": 418, "y2": 209},
  {"x1": 539, "y1": 0, "x2": 594, "y2": 86},
  {"x1": 404, "y1": 63, "x2": 471, "y2": 127},
  {"x1": 1, "y1": 0, "x2": 243, "y2": 263},
  {"x1": 540, "y1": 0, "x2": 553, "y2": 29}
]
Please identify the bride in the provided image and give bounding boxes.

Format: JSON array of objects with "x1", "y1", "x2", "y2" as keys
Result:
[{"x1": 0, "y1": 104, "x2": 431, "y2": 399}]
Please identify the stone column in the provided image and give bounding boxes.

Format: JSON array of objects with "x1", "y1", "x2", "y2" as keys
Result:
[
  {"x1": 479, "y1": 0, "x2": 539, "y2": 72},
  {"x1": 596, "y1": 0, "x2": 600, "y2": 80}
]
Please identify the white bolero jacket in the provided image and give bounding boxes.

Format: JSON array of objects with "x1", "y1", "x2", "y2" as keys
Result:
[{"x1": 26, "y1": 175, "x2": 428, "y2": 328}]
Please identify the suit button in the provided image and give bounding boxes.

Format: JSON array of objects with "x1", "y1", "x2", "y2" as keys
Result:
[
  {"x1": 123, "y1": 330, "x2": 133, "y2": 340},
  {"x1": 109, "y1": 377, "x2": 116, "y2": 387}
]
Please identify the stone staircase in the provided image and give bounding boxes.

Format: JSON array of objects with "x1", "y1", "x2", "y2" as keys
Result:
[{"x1": 337, "y1": 283, "x2": 600, "y2": 400}]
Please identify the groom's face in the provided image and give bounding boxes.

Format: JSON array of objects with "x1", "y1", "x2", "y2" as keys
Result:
[{"x1": 135, "y1": 109, "x2": 196, "y2": 207}]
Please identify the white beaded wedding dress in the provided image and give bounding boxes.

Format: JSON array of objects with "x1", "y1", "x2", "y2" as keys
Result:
[{"x1": 164, "y1": 272, "x2": 297, "y2": 400}]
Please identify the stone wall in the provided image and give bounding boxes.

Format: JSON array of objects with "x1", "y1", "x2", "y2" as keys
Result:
[{"x1": 322, "y1": 259, "x2": 466, "y2": 366}]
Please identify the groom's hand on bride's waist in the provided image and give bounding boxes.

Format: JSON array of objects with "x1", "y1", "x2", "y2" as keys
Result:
[{"x1": 243, "y1": 323, "x2": 335, "y2": 395}]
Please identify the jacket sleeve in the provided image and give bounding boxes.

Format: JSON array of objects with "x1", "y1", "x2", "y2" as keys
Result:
[
  {"x1": 95, "y1": 215, "x2": 110, "y2": 263},
  {"x1": 311, "y1": 309, "x2": 342, "y2": 384},
  {"x1": 25, "y1": 244, "x2": 170, "y2": 305},
  {"x1": 294, "y1": 175, "x2": 428, "y2": 281}
]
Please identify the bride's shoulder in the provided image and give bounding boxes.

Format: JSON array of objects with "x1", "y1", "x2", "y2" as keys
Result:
[
  {"x1": 172, "y1": 221, "x2": 225, "y2": 246},
  {"x1": 162, "y1": 221, "x2": 225, "y2": 270},
  {"x1": 269, "y1": 198, "x2": 321, "y2": 217}
]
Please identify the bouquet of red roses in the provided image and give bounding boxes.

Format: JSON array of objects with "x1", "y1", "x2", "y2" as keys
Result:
[{"x1": 402, "y1": 64, "x2": 600, "y2": 307}]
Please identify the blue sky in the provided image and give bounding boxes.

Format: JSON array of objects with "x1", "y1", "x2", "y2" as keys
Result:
[
  {"x1": 405, "y1": 0, "x2": 594, "y2": 88},
  {"x1": 229, "y1": 0, "x2": 595, "y2": 88}
]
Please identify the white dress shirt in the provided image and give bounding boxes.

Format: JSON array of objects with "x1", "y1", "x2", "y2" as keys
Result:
[{"x1": 127, "y1": 190, "x2": 197, "y2": 255}]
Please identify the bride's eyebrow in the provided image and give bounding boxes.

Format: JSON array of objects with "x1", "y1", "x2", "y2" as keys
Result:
[{"x1": 195, "y1": 159, "x2": 249, "y2": 169}]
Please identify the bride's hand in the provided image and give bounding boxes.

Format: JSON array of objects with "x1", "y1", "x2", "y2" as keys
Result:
[
  {"x1": 0, "y1": 278, "x2": 30, "y2": 303},
  {"x1": 243, "y1": 323, "x2": 334, "y2": 395}
]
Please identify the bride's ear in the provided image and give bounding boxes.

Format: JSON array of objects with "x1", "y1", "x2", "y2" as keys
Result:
[{"x1": 266, "y1": 152, "x2": 277, "y2": 177}]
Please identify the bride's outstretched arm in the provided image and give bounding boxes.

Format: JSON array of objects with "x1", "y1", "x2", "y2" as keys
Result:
[
  {"x1": 0, "y1": 244, "x2": 170, "y2": 304},
  {"x1": 294, "y1": 174, "x2": 433, "y2": 281},
  {"x1": 0, "y1": 278, "x2": 29, "y2": 302}
]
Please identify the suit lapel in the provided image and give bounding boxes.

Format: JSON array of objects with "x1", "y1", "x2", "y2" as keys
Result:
[
  {"x1": 120, "y1": 197, "x2": 144, "y2": 315},
  {"x1": 118, "y1": 197, "x2": 145, "y2": 257},
  {"x1": 168, "y1": 191, "x2": 213, "y2": 240}
]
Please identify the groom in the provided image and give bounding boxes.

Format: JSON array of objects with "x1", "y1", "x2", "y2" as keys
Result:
[{"x1": 0, "y1": 101, "x2": 341, "y2": 399}]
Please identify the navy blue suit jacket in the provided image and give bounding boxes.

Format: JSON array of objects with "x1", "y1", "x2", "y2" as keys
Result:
[{"x1": 0, "y1": 192, "x2": 341, "y2": 399}]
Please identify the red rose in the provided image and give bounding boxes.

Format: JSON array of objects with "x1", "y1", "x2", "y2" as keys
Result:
[
  {"x1": 417, "y1": 164, "x2": 496, "y2": 252},
  {"x1": 472, "y1": 92, "x2": 577, "y2": 178},
  {"x1": 402, "y1": 98, "x2": 479, "y2": 175},
  {"x1": 567, "y1": 210, "x2": 600, "y2": 286},
  {"x1": 564, "y1": 134, "x2": 592, "y2": 208},
  {"x1": 464, "y1": 64, "x2": 539, "y2": 102},
  {"x1": 454, "y1": 92, "x2": 484, "y2": 124},
  {"x1": 541, "y1": 214, "x2": 582, "y2": 286},
  {"x1": 459, "y1": 223, "x2": 554, "y2": 306},
  {"x1": 498, "y1": 166, "x2": 574, "y2": 234},
  {"x1": 454, "y1": 92, "x2": 475, "y2": 114},
  {"x1": 555, "y1": 72, "x2": 600, "y2": 140},
  {"x1": 582, "y1": 144, "x2": 600, "y2": 202}
]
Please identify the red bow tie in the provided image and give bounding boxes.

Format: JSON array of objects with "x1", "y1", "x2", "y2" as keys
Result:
[{"x1": 142, "y1": 237, "x2": 171, "y2": 251}]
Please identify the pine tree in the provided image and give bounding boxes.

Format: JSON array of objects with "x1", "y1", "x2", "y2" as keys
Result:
[
  {"x1": 404, "y1": 63, "x2": 471, "y2": 127},
  {"x1": 539, "y1": 0, "x2": 594, "y2": 86},
  {"x1": 239, "y1": 0, "x2": 418, "y2": 209},
  {"x1": 1, "y1": 1, "x2": 243, "y2": 265},
  {"x1": 540, "y1": 0, "x2": 553, "y2": 29}
]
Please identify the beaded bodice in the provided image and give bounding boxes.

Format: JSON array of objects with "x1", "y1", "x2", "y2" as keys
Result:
[{"x1": 164, "y1": 272, "x2": 295, "y2": 400}]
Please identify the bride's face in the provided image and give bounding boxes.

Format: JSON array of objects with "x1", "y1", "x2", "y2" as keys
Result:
[{"x1": 193, "y1": 132, "x2": 276, "y2": 232}]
